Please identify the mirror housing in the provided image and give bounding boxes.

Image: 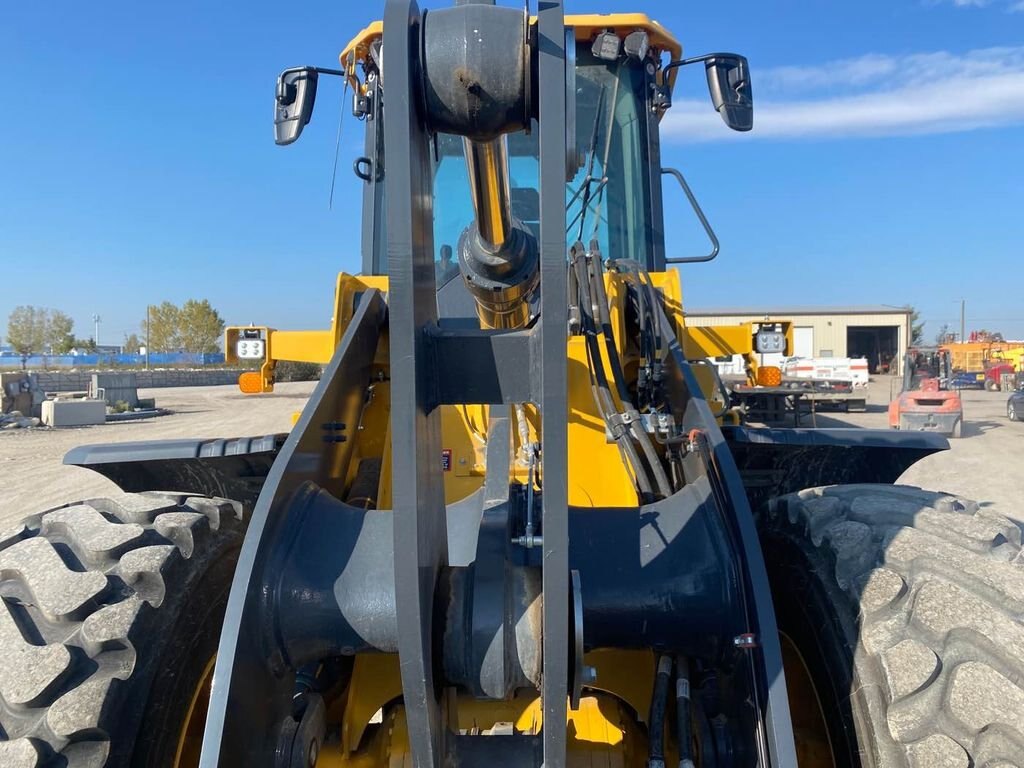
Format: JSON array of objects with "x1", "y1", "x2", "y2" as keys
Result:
[
  {"x1": 704, "y1": 54, "x2": 752, "y2": 132},
  {"x1": 275, "y1": 67, "x2": 319, "y2": 145}
]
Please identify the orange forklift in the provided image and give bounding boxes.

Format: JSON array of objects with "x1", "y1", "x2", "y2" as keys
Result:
[{"x1": 889, "y1": 347, "x2": 964, "y2": 437}]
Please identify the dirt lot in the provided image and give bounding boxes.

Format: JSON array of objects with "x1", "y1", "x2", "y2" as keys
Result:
[
  {"x1": 0, "y1": 378, "x2": 1020, "y2": 530},
  {"x1": 802, "y1": 378, "x2": 1022, "y2": 523},
  {"x1": 0, "y1": 382, "x2": 316, "y2": 529}
]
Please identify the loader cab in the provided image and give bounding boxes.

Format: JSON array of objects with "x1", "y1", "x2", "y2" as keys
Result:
[
  {"x1": 350, "y1": 17, "x2": 688, "y2": 283},
  {"x1": 274, "y1": 14, "x2": 750, "y2": 315}
]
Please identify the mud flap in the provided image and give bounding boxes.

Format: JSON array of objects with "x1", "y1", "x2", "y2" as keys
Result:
[
  {"x1": 64, "y1": 435, "x2": 286, "y2": 507},
  {"x1": 723, "y1": 426, "x2": 947, "y2": 513}
]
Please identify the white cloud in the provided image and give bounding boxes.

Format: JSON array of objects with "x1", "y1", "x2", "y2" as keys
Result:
[
  {"x1": 757, "y1": 47, "x2": 1024, "y2": 95},
  {"x1": 662, "y1": 46, "x2": 1024, "y2": 142},
  {"x1": 930, "y1": 0, "x2": 1024, "y2": 9}
]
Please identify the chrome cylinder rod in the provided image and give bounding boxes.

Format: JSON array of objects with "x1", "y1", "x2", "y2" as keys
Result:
[{"x1": 463, "y1": 136, "x2": 513, "y2": 252}]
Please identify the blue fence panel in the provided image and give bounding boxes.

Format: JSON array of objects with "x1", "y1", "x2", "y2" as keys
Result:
[{"x1": 0, "y1": 352, "x2": 227, "y2": 369}]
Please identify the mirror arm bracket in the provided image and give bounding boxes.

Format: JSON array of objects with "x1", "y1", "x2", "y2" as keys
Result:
[
  {"x1": 663, "y1": 52, "x2": 738, "y2": 76},
  {"x1": 659, "y1": 52, "x2": 738, "y2": 107}
]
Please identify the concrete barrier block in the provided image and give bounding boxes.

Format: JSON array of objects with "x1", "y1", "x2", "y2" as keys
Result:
[
  {"x1": 41, "y1": 399, "x2": 107, "y2": 427},
  {"x1": 91, "y1": 373, "x2": 139, "y2": 407}
]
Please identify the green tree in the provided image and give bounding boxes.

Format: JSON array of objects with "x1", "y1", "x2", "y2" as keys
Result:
[
  {"x1": 144, "y1": 301, "x2": 183, "y2": 352},
  {"x1": 7, "y1": 306, "x2": 48, "y2": 366},
  {"x1": 934, "y1": 323, "x2": 952, "y2": 346},
  {"x1": 178, "y1": 299, "x2": 225, "y2": 354},
  {"x1": 123, "y1": 333, "x2": 143, "y2": 354},
  {"x1": 906, "y1": 305, "x2": 925, "y2": 345},
  {"x1": 142, "y1": 299, "x2": 224, "y2": 353},
  {"x1": 47, "y1": 310, "x2": 76, "y2": 354}
]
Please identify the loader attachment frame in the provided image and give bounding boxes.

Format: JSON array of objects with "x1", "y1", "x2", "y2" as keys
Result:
[
  {"x1": 196, "y1": 1, "x2": 573, "y2": 762},
  {"x1": 160, "y1": 1, "x2": 819, "y2": 765},
  {"x1": 197, "y1": 3, "x2": 801, "y2": 766},
  {"x1": 200, "y1": 288, "x2": 389, "y2": 764}
]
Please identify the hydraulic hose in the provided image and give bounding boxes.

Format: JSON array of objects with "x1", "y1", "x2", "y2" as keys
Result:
[
  {"x1": 675, "y1": 655, "x2": 695, "y2": 768},
  {"x1": 575, "y1": 255, "x2": 649, "y2": 497},
  {"x1": 588, "y1": 252, "x2": 632, "y2": 406},
  {"x1": 611, "y1": 258, "x2": 665, "y2": 363},
  {"x1": 588, "y1": 251, "x2": 673, "y2": 498},
  {"x1": 572, "y1": 250, "x2": 653, "y2": 500},
  {"x1": 648, "y1": 655, "x2": 673, "y2": 768}
]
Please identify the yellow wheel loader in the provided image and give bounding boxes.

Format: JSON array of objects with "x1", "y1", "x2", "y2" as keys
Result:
[{"x1": 4, "y1": 3, "x2": 1022, "y2": 768}]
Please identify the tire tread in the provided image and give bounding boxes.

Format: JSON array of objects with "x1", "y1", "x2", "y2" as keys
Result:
[
  {"x1": 771, "y1": 484, "x2": 1024, "y2": 764},
  {"x1": 0, "y1": 493, "x2": 243, "y2": 766}
]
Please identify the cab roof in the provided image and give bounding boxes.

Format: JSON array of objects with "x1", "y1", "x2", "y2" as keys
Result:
[{"x1": 339, "y1": 13, "x2": 682, "y2": 92}]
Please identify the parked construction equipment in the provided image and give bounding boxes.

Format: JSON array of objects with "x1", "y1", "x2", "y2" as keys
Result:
[
  {"x1": 942, "y1": 339, "x2": 1023, "y2": 373},
  {"x1": 3, "y1": 4, "x2": 1022, "y2": 768},
  {"x1": 948, "y1": 350, "x2": 1018, "y2": 391},
  {"x1": 977, "y1": 347, "x2": 1021, "y2": 391}
]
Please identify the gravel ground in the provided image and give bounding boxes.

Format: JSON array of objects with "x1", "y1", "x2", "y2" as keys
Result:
[
  {"x1": 802, "y1": 378, "x2": 1022, "y2": 523},
  {"x1": 0, "y1": 382, "x2": 315, "y2": 529},
  {"x1": 0, "y1": 378, "x2": 1020, "y2": 530}
]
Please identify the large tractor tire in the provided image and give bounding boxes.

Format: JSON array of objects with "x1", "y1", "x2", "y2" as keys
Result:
[
  {"x1": 764, "y1": 484, "x2": 1024, "y2": 767},
  {"x1": 0, "y1": 492, "x2": 245, "y2": 768}
]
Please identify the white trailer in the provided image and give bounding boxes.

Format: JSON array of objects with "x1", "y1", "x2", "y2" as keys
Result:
[{"x1": 781, "y1": 357, "x2": 870, "y2": 389}]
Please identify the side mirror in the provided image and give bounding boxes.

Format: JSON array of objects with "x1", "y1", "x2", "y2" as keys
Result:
[
  {"x1": 275, "y1": 67, "x2": 319, "y2": 146},
  {"x1": 704, "y1": 54, "x2": 752, "y2": 132}
]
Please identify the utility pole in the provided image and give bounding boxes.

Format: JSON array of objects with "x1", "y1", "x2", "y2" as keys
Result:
[
  {"x1": 145, "y1": 305, "x2": 151, "y2": 370},
  {"x1": 960, "y1": 299, "x2": 966, "y2": 344},
  {"x1": 92, "y1": 314, "x2": 101, "y2": 346}
]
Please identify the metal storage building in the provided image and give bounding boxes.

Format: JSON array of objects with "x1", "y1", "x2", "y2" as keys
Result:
[{"x1": 684, "y1": 305, "x2": 913, "y2": 376}]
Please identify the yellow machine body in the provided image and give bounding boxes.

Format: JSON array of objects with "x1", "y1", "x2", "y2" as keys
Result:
[
  {"x1": 226, "y1": 270, "x2": 790, "y2": 405},
  {"x1": 225, "y1": 274, "x2": 389, "y2": 392}
]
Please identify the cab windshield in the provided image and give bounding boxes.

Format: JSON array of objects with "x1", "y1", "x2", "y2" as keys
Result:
[{"x1": 373, "y1": 49, "x2": 658, "y2": 280}]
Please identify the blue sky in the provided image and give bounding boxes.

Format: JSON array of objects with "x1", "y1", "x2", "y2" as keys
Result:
[{"x1": 1, "y1": 0, "x2": 1021, "y2": 346}]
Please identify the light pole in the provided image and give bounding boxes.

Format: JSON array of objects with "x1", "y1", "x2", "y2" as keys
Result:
[{"x1": 92, "y1": 314, "x2": 101, "y2": 347}]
